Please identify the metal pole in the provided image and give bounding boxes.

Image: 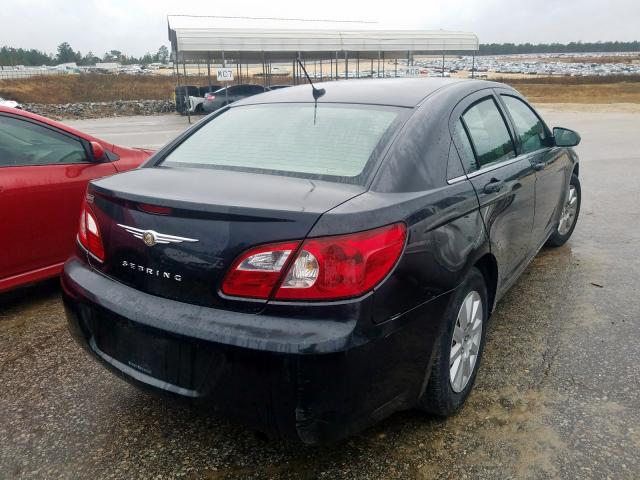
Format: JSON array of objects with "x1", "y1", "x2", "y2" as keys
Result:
[
  {"x1": 382, "y1": 52, "x2": 385, "y2": 77},
  {"x1": 395, "y1": 57, "x2": 397, "y2": 77},
  {"x1": 222, "y1": 51, "x2": 229, "y2": 106},
  {"x1": 471, "y1": 51, "x2": 475, "y2": 79},
  {"x1": 183, "y1": 56, "x2": 190, "y2": 124},
  {"x1": 377, "y1": 51, "x2": 380, "y2": 78},
  {"x1": 442, "y1": 51, "x2": 445, "y2": 77},
  {"x1": 345, "y1": 51, "x2": 348, "y2": 80},
  {"x1": 357, "y1": 53, "x2": 359, "y2": 78},
  {"x1": 319, "y1": 59, "x2": 322, "y2": 80},
  {"x1": 175, "y1": 53, "x2": 181, "y2": 114},
  {"x1": 335, "y1": 51, "x2": 338, "y2": 80},
  {"x1": 207, "y1": 55, "x2": 212, "y2": 92},
  {"x1": 371, "y1": 58, "x2": 374, "y2": 78}
]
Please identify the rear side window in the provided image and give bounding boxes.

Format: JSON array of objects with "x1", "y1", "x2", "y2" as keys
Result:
[
  {"x1": 161, "y1": 104, "x2": 401, "y2": 182},
  {"x1": 452, "y1": 120, "x2": 477, "y2": 173},
  {"x1": 462, "y1": 98, "x2": 515, "y2": 168},
  {"x1": 501, "y1": 95, "x2": 548, "y2": 154}
]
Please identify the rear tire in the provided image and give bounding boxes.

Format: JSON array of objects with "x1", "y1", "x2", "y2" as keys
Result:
[
  {"x1": 418, "y1": 267, "x2": 488, "y2": 416},
  {"x1": 546, "y1": 173, "x2": 581, "y2": 247}
]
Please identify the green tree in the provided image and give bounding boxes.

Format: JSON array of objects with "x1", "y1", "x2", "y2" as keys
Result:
[
  {"x1": 56, "y1": 42, "x2": 76, "y2": 64},
  {"x1": 157, "y1": 45, "x2": 169, "y2": 64}
]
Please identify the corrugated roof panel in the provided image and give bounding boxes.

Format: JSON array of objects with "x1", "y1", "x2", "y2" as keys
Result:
[{"x1": 167, "y1": 16, "x2": 479, "y2": 60}]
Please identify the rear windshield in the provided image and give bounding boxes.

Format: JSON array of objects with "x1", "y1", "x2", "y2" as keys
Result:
[{"x1": 160, "y1": 103, "x2": 404, "y2": 183}]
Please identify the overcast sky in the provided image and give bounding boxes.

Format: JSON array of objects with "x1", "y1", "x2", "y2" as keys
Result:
[{"x1": 2, "y1": 0, "x2": 639, "y2": 56}]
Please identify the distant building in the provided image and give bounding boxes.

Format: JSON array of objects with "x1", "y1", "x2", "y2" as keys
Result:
[
  {"x1": 54, "y1": 62, "x2": 78, "y2": 70},
  {"x1": 94, "y1": 62, "x2": 121, "y2": 71}
]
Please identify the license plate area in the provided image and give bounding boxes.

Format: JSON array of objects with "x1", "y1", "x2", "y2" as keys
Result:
[{"x1": 89, "y1": 308, "x2": 219, "y2": 393}]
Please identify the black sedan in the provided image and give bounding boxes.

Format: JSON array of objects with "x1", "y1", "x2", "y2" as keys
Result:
[
  {"x1": 62, "y1": 78, "x2": 581, "y2": 444},
  {"x1": 202, "y1": 84, "x2": 269, "y2": 113}
]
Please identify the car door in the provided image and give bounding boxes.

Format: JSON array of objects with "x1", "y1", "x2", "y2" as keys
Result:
[
  {"x1": 0, "y1": 113, "x2": 117, "y2": 281},
  {"x1": 450, "y1": 92, "x2": 536, "y2": 292},
  {"x1": 498, "y1": 92, "x2": 569, "y2": 249}
]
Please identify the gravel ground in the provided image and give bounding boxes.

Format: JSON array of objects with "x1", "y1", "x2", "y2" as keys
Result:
[{"x1": 1, "y1": 108, "x2": 639, "y2": 479}]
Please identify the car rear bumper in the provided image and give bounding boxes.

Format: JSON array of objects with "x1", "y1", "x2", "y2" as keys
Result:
[{"x1": 61, "y1": 256, "x2": 452, "y2": 444}]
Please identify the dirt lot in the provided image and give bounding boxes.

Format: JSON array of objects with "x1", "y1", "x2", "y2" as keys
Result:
[
  {"x1": 1, "y1": 107, "x2": 639, "y2": 479},
  {"x1": 2, "y1": 73, "x2": 640, "y2": 105}
]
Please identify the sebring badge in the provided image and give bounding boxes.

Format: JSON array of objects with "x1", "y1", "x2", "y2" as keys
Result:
[{"x1": 117, "y1": 224, "x2": 198, "y2": 246}]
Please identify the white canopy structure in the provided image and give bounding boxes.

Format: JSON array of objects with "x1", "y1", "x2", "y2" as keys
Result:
[{"x1": 167, "y1": 15, "x2": 479, "y2": 63}]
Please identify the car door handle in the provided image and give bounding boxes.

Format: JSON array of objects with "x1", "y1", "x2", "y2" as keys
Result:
[
  {"x1": 483, "y1": 178, "x2": 505, "y2": 194},
  {"x1": 532, "y1": 163, "x2": 544, "y2": 171}
]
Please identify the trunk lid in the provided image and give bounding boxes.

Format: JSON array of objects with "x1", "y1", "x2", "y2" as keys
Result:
[{"x1": 87, "y1": 167, "x2": 365, "y2": 311}]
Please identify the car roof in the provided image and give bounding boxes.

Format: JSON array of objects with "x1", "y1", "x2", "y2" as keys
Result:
[{"x1": 234, "y1": 78, "x2": 506, "y2": 108}]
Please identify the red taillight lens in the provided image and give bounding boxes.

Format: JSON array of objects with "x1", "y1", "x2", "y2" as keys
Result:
[
  {"x1": 77, "y1": 198, "x2": 105, "y2": 262},
  {"x1": 206, "y1": 94, "x2": 215, "y2": 100},
  {"x1": 221, "y1": 241, "x2": 300, "y2": 299},
  {"x1": 221, "y1": 223, "x2": 406, "y2": 301},
  {"x1": 138, "y1": 203, "x2": 172, "y2": 215},
  {"x1": 275, "y1": 223, "x2": 406, "y2": 300}
]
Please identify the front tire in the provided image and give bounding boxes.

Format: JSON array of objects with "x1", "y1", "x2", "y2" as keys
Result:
[
  {"x1": 546, "y1": 173, "x2": 581, "y2": 247},
  {"x1": 418, "y1": 267, "x2": 488, "y2": 416}
]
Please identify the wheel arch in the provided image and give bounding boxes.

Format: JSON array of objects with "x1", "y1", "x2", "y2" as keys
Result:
[{"x1": 572, "y1": 162, "x2": 579, "y2": 177}]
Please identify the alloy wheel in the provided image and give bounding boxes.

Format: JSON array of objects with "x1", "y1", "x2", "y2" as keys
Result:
[
  {"x1": 558, "y1": 185, "x2": 578, "y2": 236},
  {"x1": 449, "y1": 290, "x2": 483, "y2": 393}
]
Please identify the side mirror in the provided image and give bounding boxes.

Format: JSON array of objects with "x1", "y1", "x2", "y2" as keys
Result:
[
  {"x1": 553, "y1": 127, "x2": 581, "y2": 147},
  {"x1": 90, "y1": 141, "x2": 106, "y2": 162}
]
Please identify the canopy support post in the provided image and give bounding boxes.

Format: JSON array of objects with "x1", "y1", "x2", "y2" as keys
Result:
[
  {"x1": 471, "y1": 51, "x2": 476, "y2": 79},
  {"x1": 182, "y1": 55, "x2": 190, "y2": 124},
  {"x1": 222, "y1": 51, "x2": 228, "y2": 105},
  {"x1": 345, "y1": 51, "x2": 348, "y2": 80}
]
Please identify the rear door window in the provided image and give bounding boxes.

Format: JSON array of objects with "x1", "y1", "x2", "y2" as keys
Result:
[
  {"x1": 462, "y1": 97, "x2": 516, "y2": 169},
  {"x1": 501, "y1": 95, "x2": 548, "y2": 154}
]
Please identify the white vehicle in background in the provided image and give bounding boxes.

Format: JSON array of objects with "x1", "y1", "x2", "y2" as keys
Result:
[{"x1": 0, "y1": 97, "x2": 22, "y2": 109}]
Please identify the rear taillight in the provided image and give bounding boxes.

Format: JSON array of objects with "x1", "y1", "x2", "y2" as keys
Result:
[
  {"x1": 221, "y1": 223, "x2": 406, "y2": 301},
  {"x1": 77, "y1": 197, "x2": 105, "y2": 261},
  {"x1": 206, "y1": 94, "x2": 215, "y2": 100},
  {"x1": 221, "y1": 241, "x2": 299, "y2": 299}
]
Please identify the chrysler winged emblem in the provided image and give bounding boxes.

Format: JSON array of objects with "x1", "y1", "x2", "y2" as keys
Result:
[{"x1": 117, "y1": 224, "x2": 198, "y2": 246}]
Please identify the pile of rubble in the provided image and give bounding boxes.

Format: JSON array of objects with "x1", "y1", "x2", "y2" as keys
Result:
[{"x1": 23, "y1": 100, "x2": 175, "y2": 120}]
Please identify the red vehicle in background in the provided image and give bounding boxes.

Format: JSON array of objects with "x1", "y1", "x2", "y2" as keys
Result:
[{"x1": 0, "y1": 106, "x2": 153, "y2": 292}]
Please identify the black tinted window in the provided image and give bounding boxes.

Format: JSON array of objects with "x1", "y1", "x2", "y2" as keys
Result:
[
  {"x1": 0, "y1": 115, "x2": 87, "y2": 167},
  {"x1": 501, "y1": 95, "x2": 547, "y2": 154},
  {"x1": 452, "y1": 120, "x2": 477, "y2": 173},
  {"x1": 462, "y1": 98, "x2": 515, "y2": 168}
]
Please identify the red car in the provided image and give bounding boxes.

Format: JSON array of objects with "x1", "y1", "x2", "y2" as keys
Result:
[{"x1": 0, "y1": 106, "x2": 153, "y2": 292}]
